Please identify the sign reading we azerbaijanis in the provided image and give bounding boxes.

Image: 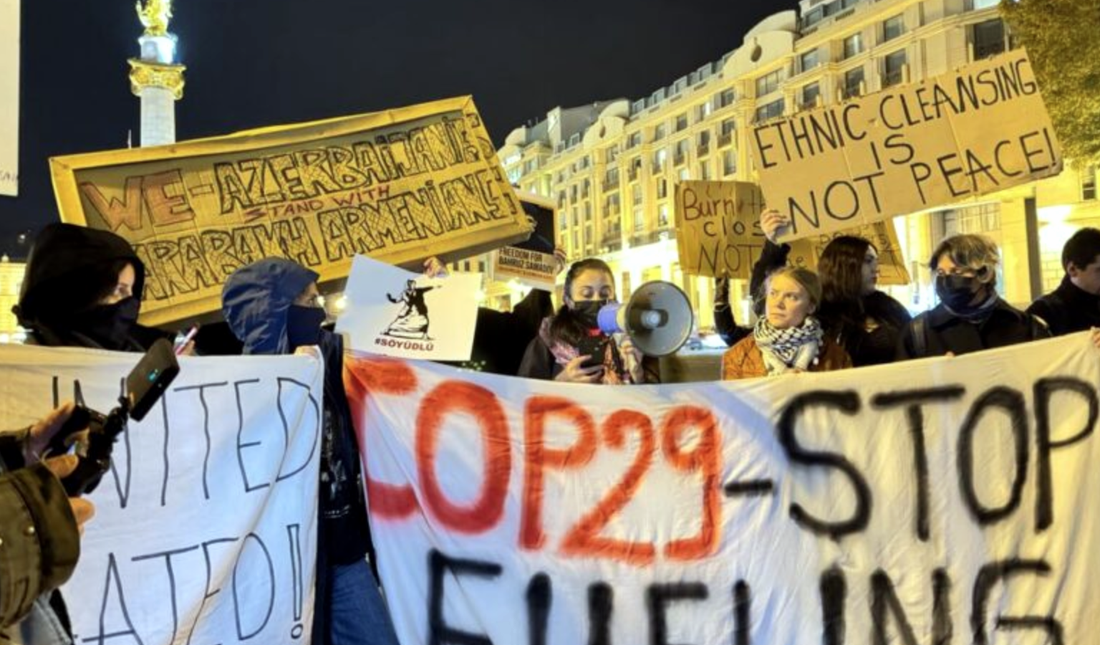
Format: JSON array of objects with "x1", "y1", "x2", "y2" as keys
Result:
[
  {"x1": 49, "y1": 97, "x2": 532, "y2": 326},
  {"x1": 347, "y1": 334, "x2": 1100, "y2": 644},
  {"x1": 751, "y1": 49, "x2": 1063, "y2": 241},
  {"x1": 0, "y1": 344, "x2": 323, "y2": 645},
  {"x1": 675, "y1": 180, "x2": 909, "y2": 285}
]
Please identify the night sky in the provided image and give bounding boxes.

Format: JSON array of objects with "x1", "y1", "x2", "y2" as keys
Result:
[{"x1": 0, "y1": 0, "x2": 800, "y2": 256}]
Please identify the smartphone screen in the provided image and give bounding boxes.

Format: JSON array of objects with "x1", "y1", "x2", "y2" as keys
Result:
[{"x1": 576, "y1": 336, "x2": 608, "y2": 370}]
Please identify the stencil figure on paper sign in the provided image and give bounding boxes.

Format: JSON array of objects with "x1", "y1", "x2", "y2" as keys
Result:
[{"x1": 384, "y1": 280, "x2": 439, "y2": 340}]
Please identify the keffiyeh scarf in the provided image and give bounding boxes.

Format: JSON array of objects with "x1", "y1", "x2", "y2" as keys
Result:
[{"x1": 754, "y1": 316, "x2": 824, "y2": 376}]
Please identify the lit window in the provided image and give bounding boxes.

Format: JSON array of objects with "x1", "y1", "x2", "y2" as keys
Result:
[
  {"x1": 843, "y1": 33, "x2": 863, "y2": 59},
  {"x1": 882, "y1": 15, "x2": 905, "y2": 43}
]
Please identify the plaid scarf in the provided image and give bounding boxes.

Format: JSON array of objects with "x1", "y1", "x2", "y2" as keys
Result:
[{"x1": 753, "y1": 316, "x2": 824, "y2": 376}]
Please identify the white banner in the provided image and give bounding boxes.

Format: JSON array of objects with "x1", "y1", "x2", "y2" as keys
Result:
[
  {"x1": 347, "y1": 334, "x2": 1100, "y2": 644},
  {"x1": 0, "y1": 345, "x2": 322, "y2": 645},
  {"x1": 0, "y1": 0, "x2": 18, "y2": 196},
  {"x1": 337, "y1": 254, "x2": 479, "y2": 360}
]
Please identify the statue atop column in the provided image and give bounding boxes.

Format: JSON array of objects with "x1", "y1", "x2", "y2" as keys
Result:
[{"x1": 136, "y1": 0, "x2": 173, "y2": 37}]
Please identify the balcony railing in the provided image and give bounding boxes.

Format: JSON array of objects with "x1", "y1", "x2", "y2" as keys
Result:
[{"x1": 718, "y1": 133, "x2": 733, "y2": 148}]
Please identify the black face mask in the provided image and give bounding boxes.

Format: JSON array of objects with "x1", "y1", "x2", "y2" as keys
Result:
[
  {"x1": 935, "y1": 274, "x2": 982, "y2": 311},
  {"x1": 286, "y1": 305, "x2": 326, "y2": 349},
  {"x1": 572, "y1": 299, "x2": 610, "y2": 329},
  {"x1": 76, "y1": 297, "x2": 140, "y2": 350}
]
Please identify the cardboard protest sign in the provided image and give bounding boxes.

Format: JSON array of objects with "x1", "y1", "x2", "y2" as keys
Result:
[
  {"x1": 789, "y1": 220, "x2": 911, "y2": 286},
  {"x1": 49, "y1": 97, "x2": 532, "y2": 326},
  {"x1": 0, "y1": 0, "x2": 18, "y2": 196},
  {"x1": 348, "y1": 334, "x2": 1100, "y2": 643},
  {"x1": 492, "y1": 193, "x2": 558, "y2": 291},
  {"x1": 675, "y1": 180, "x2": 767, "y2": 280},
  {"x1": 751, "y1": 49, "x2": 1062, "y2": 241},
  {"x1": 335, "y1": 254, "x2": 480, "y2": 360},
  {"x1": 675, "y1": 180, "x2": 909, "y2": 284},
  {"x1": 0, "y1": 345, "x2": 323, "y2": 644}
]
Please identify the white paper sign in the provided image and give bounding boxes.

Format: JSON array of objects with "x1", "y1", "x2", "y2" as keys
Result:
[
  {"x1": 0, "y1": 0, "x2": 19, "y2": 196},
  {"x1": 336, "y1": 254, "x2": 480, "y2": 360},
  {"x1": 345, "y1": 334, "x2": 1100, "y2": 644},
  {"x1": 0, "y1": 345, "x2": 322, "y2": 645}
]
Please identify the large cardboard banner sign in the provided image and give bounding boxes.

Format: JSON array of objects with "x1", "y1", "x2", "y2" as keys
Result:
[
  {"x1": 348, "y1": 334, "x2": 1100, "y2": 644},
  {"x1": 50, "y1": 97, "x2": 532, "y2": 326},
  {"x1": 751, "y1": 49, "x2": 1063, "y2": 241},
  {"x1": 0, "y1": 346, "x2": 323, "y2": 645},
  {"x1": 675, "y1": 180, "x2": 909, "y2": 284}
]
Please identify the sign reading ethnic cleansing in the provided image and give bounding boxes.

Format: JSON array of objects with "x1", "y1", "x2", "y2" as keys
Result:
[
  {"x1": 348, "y1": 334, "x2": 1100, "y2": 643},
  {"x1": 751, "y1": 49, "x2": 1062, "y2": 241},
  {"x1": 675, "y1": 180, "x2": 909, "y2": 284},
  {"x1": 49, "y1": 97, "x2": 532, "y2": 325}
]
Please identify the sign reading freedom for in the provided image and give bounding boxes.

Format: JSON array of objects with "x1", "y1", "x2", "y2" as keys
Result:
[
  {"x1": 492, "y1": 194, "x2": 558, "y2": 291},
  {"x1": 0, "y1": 346, "x2": 323, "y2": 645},
  {"x1": 675, "y1": 180, "x2": 909, "y2": 284},
  {"x1": 751, "y1": 49, "x2": 1063, "y2": 241},
  {"x1": 49, "y1": 97, "x2": 532, "y2": 326},
  {"x1": 347, "y1": 335, "x2": 1099, "y2": 644}
]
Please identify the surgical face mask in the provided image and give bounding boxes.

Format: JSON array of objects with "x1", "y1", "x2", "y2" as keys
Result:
[
  {"x1": 571, "y1": 299, "x2": 610, "y2": 329},
  {"x1": 286, "y1": 305, "x2": 326, "y2": 349},
  {"x1": 935, "y1": 274, "x2": 982, "y2": 310}
]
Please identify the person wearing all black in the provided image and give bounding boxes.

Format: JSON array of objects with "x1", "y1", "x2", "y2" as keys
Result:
[
  {"x1": 897, "y1": 234, "x2": 1050, "y2": 359},
  {"x1": 455, "y1": 288, "x2": 555, "y2": 375},
  {"x1": 14, "y1": 223, "x2": 172, "y2": 351},
  {"x1": 721, "y1": 209, "x2": 911, "y2": 366},
  {"x1": 222, "y1": 258, "x2": 398, "y2": 645},
  {"x1": 1027, "y1": 227, "x2": 1100, "y2": 336},
  {"x1": 712, "y1": 277, "x2": 752, "y2": 347}
]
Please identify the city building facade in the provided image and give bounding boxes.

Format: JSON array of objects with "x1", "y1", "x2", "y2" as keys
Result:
[
  {"x1": 494, "y1": 0, "x2": 1100, "y2": 331},
  {"x1": 0, "y1": 255, "x2": 26, "y2": 342}
]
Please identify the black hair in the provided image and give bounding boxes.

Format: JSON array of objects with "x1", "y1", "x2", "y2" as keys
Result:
[
  {"x1": 816, "y1": 236, "x2": 874, "y2": 343},
  {"x1": 1062, "y1": 227, "x2": 1100, "y2": 272}
]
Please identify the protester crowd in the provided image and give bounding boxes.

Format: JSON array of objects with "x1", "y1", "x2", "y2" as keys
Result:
[{"x1": 3, "y1": 215, "x2": 1100, "y2": 645}]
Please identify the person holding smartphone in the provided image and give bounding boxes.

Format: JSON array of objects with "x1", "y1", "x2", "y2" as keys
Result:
[
  {"x1": 518, "y1": 258, "x2": 658, "y2": 384},
  {"x1": 1, "y1": 403, "x2": 96, "y2": 645}
]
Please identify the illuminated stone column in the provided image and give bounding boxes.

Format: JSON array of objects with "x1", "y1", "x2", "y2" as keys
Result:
[{"x1": 129, "y1": 1, "x2": 185, "y2": 147}]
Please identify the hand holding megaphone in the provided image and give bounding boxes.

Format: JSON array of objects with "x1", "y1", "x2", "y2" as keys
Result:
[{"x1": 594, "y1": 281, "x2": 694, "y2": 357}]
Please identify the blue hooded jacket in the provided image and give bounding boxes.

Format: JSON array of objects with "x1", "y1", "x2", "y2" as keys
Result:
[{"x1": 222, "y1": 258, "x2": 319, "y2": 355}]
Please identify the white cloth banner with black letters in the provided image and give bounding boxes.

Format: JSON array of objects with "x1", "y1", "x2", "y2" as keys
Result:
[
  {"x1": 0, "y1": 345, "x2": 322, "y2": 645},
  {"x1": 348, "y1": 333, "x2": 1100, "y2": 644}
]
